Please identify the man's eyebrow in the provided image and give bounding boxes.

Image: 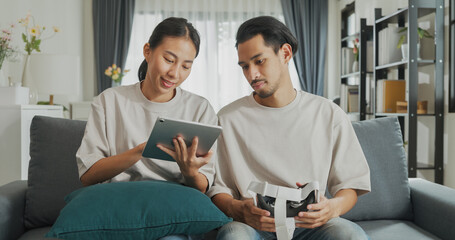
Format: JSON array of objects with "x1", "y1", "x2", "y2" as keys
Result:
[
  {"x1": 164, "y1": 50, "x2": 194, "y2": 63},
  {"x1": 238, "y1": 53, "x2": 263, "y2": 65}
]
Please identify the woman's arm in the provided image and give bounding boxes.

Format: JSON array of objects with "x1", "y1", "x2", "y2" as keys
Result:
[{"x1": 80, "y1": 142, "x2": 146, "y2": 186}]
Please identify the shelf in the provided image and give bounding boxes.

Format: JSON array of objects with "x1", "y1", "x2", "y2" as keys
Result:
[
  {"x1": 375, "y1": 113, "x2": 407, "y2": 117},
  {"x1": 417, "y1": 162, "x2": 435, "y2": 169},
  {"x1": 375, "y1": 7, "x2": 435, "y2": 25},
  {"x1": 341, "y1": 72, "x2": 360, "y2": 79},
  {"x1": 341, "y1": 32, "x2": 360, "y2": 42},
  {"x1": 375, "y1": 59, "x2": 435, "y2": 70}
]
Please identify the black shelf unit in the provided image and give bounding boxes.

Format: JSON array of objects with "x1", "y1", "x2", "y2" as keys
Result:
[
  {"x1": 340, "y1": 18, "x2": 373, "y2": 120},
  {"x1": 373, "y1": 0, "x2": 444, "y2": 184}
]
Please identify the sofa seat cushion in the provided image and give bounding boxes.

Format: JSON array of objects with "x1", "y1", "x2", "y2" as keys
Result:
[
  {"x1": 17, "y1": 227, "x2": 58, "y2": 240},
  {"x1": 356, "y1": 220, "x2": 440, "y2": 240},
  {"x1": 343, "y1": 117, "x2": 413, "y2": 221}
]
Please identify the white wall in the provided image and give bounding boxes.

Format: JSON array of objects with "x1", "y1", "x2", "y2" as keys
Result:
[
  {"x1": 329, "y1": 0, "x2": 455, "y2": 188},
  {"x1": 0, "y1": 0, "x2": 96, "y2": 107}
]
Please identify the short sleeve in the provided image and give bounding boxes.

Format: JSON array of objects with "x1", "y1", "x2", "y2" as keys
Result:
[
  {"x1": 327, "y1": 110, "x2": 371, "y2": 197},
  {"x1": 196, "y1": 101, "x2": 218, "y2": 189},
  {"x1": 206, "y1": 129, "x2": 238, "y2": 199},
  {"x1": 75, "y1": 96, "x2": 110, "y2": 179}
]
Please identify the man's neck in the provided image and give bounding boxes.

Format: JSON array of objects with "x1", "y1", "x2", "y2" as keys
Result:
[{"x1": 253, "y1": 83, "x2": 296, "y2": 108}]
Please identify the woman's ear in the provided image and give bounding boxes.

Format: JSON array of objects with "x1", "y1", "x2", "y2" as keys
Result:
[
  {"x1": 143, "y1": 43, "x2": 151, "y2": 62},
  {"x1": 280, "y1": 43, "x2": 293, "y2": 64}
]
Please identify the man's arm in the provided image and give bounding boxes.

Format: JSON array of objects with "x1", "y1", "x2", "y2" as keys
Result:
[
  {"x1": 294, "y1": 188, "x2": 357, "y2": 229},
  {"x1": 212, "y1": 193, "x2": 276, "y2": 232}
]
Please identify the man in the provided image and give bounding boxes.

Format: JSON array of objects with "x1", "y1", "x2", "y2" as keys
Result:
[{"x1": 207, "y1": 16, "x2": 371, "y2": 240}]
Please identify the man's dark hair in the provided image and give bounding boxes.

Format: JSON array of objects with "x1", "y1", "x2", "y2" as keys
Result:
[{"x1": 235, "y1": 16, "x2": 298, "y2": 55}]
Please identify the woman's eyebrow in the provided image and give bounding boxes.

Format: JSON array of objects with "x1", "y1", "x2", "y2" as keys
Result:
[{"x1": 164, "y1": 50, "x2": 194, "y2": 63}]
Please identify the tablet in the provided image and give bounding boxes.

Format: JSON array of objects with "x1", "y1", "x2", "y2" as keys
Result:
[{"x1": 142, "y1": 117, "x2": 222, "y2": 161}]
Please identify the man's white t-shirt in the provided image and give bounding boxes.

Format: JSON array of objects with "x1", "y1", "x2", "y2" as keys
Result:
[
  {"x1": 207, "y1": 90, "x2": 371, "y2": 199},
  {"x1": 76, "y1": 82, "x2": 217, "y2": 185}
]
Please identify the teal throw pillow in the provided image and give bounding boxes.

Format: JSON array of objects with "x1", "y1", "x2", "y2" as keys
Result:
[{"x1": 46, "y1": 180, "x2": 231, "y2": 240}]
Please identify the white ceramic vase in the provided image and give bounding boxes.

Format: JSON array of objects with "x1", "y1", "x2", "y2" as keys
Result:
[
  {"x1": 352, "y1": 61, "x2": 359, "y2": 73},
  {"x1": 21, "y1": 54, "x2": 38, "y2": 104},
  {"x1": 401, "y1": 43, "x2": 420, "y2": 61},
  {"x1": 0, "y1": 68, "x2": 8, "y2": 87}
]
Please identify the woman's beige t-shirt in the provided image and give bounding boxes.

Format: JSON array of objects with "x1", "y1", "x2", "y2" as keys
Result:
[{"x1": 76, "y1": 82, "x2": 217, "y2": 185}]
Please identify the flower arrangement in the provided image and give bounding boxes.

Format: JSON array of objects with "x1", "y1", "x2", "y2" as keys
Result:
[
  {"x1": 105, "y1": 64, "x2": 129, "y2": 83},
  {"x1": 0, "y1": 24, "x2": 17, "y2": 70},
  {"x1": 396, "y1": 27, "x2": 433, "y2": 49},
  {"x1": 18, "y1": 13, "x2": 60, "y2": 55},
  {"x1": 352, "y1": 38, "x2": 359, "y2": 62}
]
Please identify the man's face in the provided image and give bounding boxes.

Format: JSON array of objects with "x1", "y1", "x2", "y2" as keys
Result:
[{"x1": 237, "y1": 34, "x2": 285, "y2": 98}]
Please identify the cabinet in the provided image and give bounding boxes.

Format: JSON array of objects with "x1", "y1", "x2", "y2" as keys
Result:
[
  {"x1": 340, "y1": 18, "x2": 373, "y2": 121},
  {"x1": 0, "y1": 105, "x2": 63, "y2": 185},
  {"x1": 373, "y1": 0, "x2": 444, "y2": 183}
]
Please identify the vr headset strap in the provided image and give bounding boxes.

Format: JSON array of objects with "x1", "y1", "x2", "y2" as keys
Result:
[{"x1": 247, "y1": 181, "x2": 320, "y2": 240}]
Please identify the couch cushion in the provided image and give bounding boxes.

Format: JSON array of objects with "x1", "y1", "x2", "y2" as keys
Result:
[
  {"x1": 356, "y1": 220, "x2": 440, "y2": 240},
  {"x1": 24, "y1": 116, "x2": 85, "y2": 228},
  {"x1": 342, "y1": 117, "x2": 413, "y2": 221},
  {"x1": 17, "y1": 227, "x2": 58, "y2": 240},
  {"x1": 46, "y1": 180, "x2": 232, "y2": 240}
]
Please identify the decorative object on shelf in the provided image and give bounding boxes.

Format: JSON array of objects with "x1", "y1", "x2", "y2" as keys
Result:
[
  {"x1": 105, "y1": 64, "x2": 129, "y2": 87},
  {"x1": 395, "y1": 100, "x2": 428, "y2": 114},
  {"x1": 396, "y1": 27, "x2": 433, "y2": 60},
  {"x1": 0, "y1": 24, "x2": 18, "y2": 87},
  {"x1": 18, "y1": 13, "x2": 60, "y2": 104}
]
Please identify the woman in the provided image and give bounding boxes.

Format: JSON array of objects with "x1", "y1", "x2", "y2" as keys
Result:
[{"x1": 76, "y1": 17, "x2": 216, "y2": 195}]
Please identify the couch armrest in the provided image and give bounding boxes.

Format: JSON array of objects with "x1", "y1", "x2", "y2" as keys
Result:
[
  {"x1": 410, "y1": 178, "x2": 455, "y2": 240},
  {"x1": 0, "y1": 180, "x2": 27, "y2": 240}
]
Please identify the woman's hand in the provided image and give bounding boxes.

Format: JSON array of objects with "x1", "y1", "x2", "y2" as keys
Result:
[{"x1": 157, "y1": 136, "x2": 213, "y2": 177}]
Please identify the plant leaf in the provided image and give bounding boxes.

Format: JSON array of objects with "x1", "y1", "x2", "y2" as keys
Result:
[
  {"x1": 22, "y1": 33, "x2": 27, "y2": 43},
  {"x1": 397, "y1": 35, "x2": 406, "y2": 49}
]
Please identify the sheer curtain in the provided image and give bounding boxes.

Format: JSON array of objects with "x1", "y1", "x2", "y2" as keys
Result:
[{"x1": 123, "y1": 0, "x2": 300, "y2": 111}]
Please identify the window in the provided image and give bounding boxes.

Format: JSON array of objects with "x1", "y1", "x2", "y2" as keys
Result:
[{"x1": 122, "y1": 0, "x2": 300, "y2": 111}]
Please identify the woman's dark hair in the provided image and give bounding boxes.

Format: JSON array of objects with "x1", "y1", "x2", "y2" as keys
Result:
[
  {"x1": 138, "y1": 17, "x2": 200, "y2": 81},
  {"x1": 235, "y1": 16, "x2": 298, "y2": 55}
]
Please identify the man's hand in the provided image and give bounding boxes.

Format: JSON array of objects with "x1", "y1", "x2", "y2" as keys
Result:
[
  {"x1": 294, "y1": 195, "x2": 339, "y2": 229},
  {"x1": 239, "y1": 199, "x2": 276, "y2": 232},
  {"x1": 294, "y1": 183, "x2": 357, "y2": 229}
]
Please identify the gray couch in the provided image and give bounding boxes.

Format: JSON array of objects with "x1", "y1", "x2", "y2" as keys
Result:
[{"x1": 0, "y1": 116, "x2": 454, "y2": 240}]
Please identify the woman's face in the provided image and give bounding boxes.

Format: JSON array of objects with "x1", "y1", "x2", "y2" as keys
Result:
[{"x1": 142, "y1": 36, "x2": 197, "y2": 102}]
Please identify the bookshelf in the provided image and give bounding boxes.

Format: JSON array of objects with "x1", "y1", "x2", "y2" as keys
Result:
[
  {"x1": 373, "y1": 0, "x2": 444, "y2": 184},
  {"x1": 340, "y1": 18, "x2": 373, "y2": 121}
]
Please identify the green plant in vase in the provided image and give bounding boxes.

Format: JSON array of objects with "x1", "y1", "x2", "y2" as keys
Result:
[
  {"x1": 18, "y1": 13, "x2": 60, "y2": 103},
  {"x1": 0, "y1": 24, "x2": 18, "y2": 86},
  {"x1": 396, "y1": 27, "x2": 433, "y2": 61}
]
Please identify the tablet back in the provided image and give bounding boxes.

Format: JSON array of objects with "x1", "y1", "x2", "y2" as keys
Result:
[{"x1": 142, "y1": 117, "x2": 222, "y2": 161}]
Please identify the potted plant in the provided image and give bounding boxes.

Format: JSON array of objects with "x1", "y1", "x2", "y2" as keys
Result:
[{"x1": 396, "y1": 27, "x2": 433, "y2": 60}]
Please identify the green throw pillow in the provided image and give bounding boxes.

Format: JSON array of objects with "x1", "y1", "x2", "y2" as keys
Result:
[{"x1": 46, "y1": 180, "x2": 231, "y2": 239}]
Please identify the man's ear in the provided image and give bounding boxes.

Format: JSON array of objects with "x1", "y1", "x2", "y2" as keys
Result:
[
  {"x1": 143, "y1": 43, "x2": 151, "y2": 61},
  {"x1": 280, "y1": 43, "x2": 293, "y2": 64}
]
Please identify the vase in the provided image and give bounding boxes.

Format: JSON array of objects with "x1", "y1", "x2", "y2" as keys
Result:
[
  {"x1": 21, "y1": 54, "x2": 38, "y2": 104},
  {"x1": 0, "y1": 68, "x2": 8, "y2": 87},
  {"x1": 401, "y1": 43, "x2": 420, "y2": 61},
  {"x1": 352, "y1": 61, "x2": 359, "y2": 73},
  {"x1": 112, "y1": 80, "x2": 121, "y2": 88}
]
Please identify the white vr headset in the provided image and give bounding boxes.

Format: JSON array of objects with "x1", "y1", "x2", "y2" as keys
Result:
[{"x1": 248, "y1": 181, "x2": 320, "y2": 240}]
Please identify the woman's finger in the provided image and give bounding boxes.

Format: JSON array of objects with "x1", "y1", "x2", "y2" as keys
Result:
[
  {"x1": 156, "y1": 144, "x2": 176, "y2": 159},
  {"x1": 173, "y1": 138, "x2": 181, "y2": 161},
  {"x1": 189, "y1": 137, "x2": 198, "y2": 157},
  {"x1": 177, "y1": 137, "x2": 188, "y2": 160}
]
